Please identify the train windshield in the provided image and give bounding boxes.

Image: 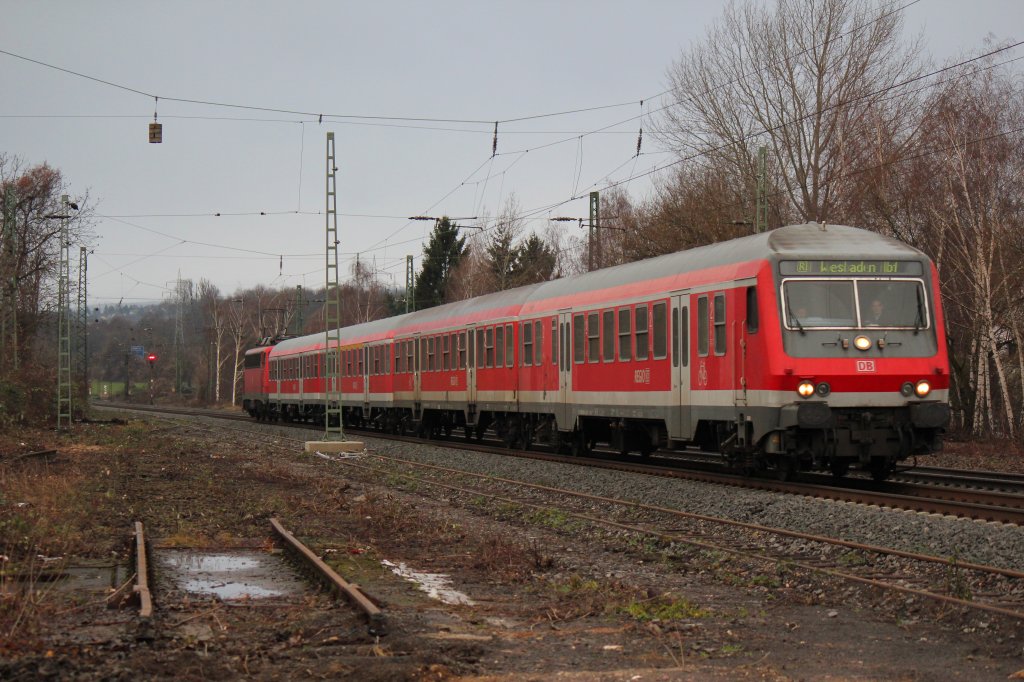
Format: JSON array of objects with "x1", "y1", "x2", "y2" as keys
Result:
[{"x1": 783, "y1": 279, "x2": 928, "y2": 330}]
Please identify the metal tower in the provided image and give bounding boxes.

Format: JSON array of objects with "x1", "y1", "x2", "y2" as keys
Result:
[
  {"x1": 405, "y1": 255, "x2": 415, "y2": 313},
  {"x1": 76, "y1": 246, "x2": 89, "y2": 404},
  {"x1": 324, "y1": 132, "x2": 344, "y2": 439},
  {"x1": 1, "y1": 187, "x2": 17, "y2": 372},
  {"x1": 756, "y1": 146, "x2": 768, "y2": 233},
  {"x1": 173, "y1": 275, "x2": 193, "y2": 396},
  {"x1": 293, "y1": 285, "x2": 304, "y2": 335},
  {"x1": 56, "y1": 195, "x2": 72, "y2": 429},
  {"x1": 588, "y1": 191, "x2": 600, "y2": 271}
]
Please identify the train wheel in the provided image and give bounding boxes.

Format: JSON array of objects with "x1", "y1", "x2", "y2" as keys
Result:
[
  {"x1": 829, "y1": 460, "x2": 850, "y2": 478},
  {"x1": 869, "y1": 459, "x2": 892, "y2": 482},
  {"x1": 570, "y1": 431, "x2": 591, "y2": 457},
  {"x1": 776, "y1": 457, "x2": 796, "y2": 482}
]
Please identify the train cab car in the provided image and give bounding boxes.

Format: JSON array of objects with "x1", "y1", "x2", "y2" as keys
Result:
[{"x1": 758, "y1": 223, "x2": 950, "y2": 479}]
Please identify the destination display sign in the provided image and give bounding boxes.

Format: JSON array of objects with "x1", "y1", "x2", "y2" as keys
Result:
[{"x1": 780, "y1": 260, "x2": 922, "y2": 276}]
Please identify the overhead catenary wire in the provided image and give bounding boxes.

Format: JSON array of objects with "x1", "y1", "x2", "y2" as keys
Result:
[{"x1": 15, "y1": 0, "x2": 1003, "y2": 299}]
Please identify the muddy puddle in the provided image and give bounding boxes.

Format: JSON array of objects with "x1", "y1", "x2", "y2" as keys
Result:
[{"x1": 157, "y1": 549, "x2": 306, "y2": 601}]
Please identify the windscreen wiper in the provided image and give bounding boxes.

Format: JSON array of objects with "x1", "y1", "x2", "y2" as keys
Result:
[
  {"x1": 785, "y1": 295, "x2": 805, "y2": 335},
  {"x1": 914, "y1": 287, "x2": 924, "y2": 334}
]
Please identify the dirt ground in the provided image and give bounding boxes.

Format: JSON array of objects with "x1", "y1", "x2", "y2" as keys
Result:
[{"x1": 1, "y1": 416, "x2": 1023, "y2": 680}]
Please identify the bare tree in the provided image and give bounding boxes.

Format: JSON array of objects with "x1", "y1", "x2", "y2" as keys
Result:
[
  {"x1": 910, "y1": 49, "x2": 1024, "y2": 438},
  {"x1": 657, "y1": 0, "x2": 923, "y2": 223}
]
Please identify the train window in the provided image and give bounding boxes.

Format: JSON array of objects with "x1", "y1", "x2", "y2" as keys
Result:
[
  {"x1": 698, "y1": 296, "x2": 709, "y2": 356},
  {"x1": 636, "y1": 305, "x2": 649, "y2": 361},
  {"x1": 467, "y1": 331, "x2": 474, "y2": 368},
  {"x1": 522, "y1": 321, "x2": 533, "y2": 367},
  {"x1": 681, "y1": 305, "x2": 689, "y2": 367},
  {"x1": 714, "y1": 293, "x2": 727, "y2": 355},
  {"x1": 442, "y1": 334, "x2": 450, "y2": 371},
  {"x1": 856, "y1": 280, "x2": 928, "y2": 329},
  {"x1": 385, "y1": 346, "x2": 391, "y2": 375},
  {"x1": 618, "y1": 308, "x2": 632, "y2": 361},
  {"x1": 360, "y1": 348, "x2": 366, "y2": 375},
  {"x1": 559, "y1": 322, "x2": 566, "y2": 367},
  {"x1": 653, "y1": 302, "x2": 667, "y2": 359},
  {"x1": 587, "y1": 312, "x2": 600, "y2": 363},
  {"x1": 459, "y1": 332, "x2": 467, "y2": 369},
  {"x1": 783, "y1": 280, "x2": 855, "y2": 328},
  {"x1": 505, "y1": 324, "x2": 514, "y2": 367},
  {"x1": 486, "y1": 327, "x2": 495, "y2": 368},
  {"x1": 672, "y1": 307, "x2": 679, "y2": 367},
  {"x1": 746, "y1": 286, "x2": 759, "y2": 333},
  {"x1": 478, "y1": 329, "x2": 486, "y2": 368},
  {"x1": 496, "y1": 326, "x2": 505, "y2": 367},
  {"x1": 602, "y1": 310, "x2": 614, "y2": 362},
  {"x1": 535, "y1": 321, "x2": 543, "y2": 366},
  {"x1": 573, "y1": 313, "x2": 585, "y2": 364},
  {"x1": 419, "y1": 338, "x2": 426, "y2": 372},
  {"x1": 427, "y1": 336, "x2": 435, "y2": 371},
  {"x1": 551, "y1": 319, "x2": 558, "y2": 367}
]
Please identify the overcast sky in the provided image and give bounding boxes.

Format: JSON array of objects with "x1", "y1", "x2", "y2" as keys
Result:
[{"x1": 1, "y1": 0, "x2": 1019, "y2": 306}]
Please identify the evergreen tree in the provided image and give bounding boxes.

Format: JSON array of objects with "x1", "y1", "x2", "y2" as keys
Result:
[
  {"x1": 486, "y1": 218, "x2": 519, "y2": 291},
  {"x1": 512, "y1": 233, "x2": 557, "y2": 286},
  {"x1": 413, "y1": 217, "x2": 467, "y2": 309}
]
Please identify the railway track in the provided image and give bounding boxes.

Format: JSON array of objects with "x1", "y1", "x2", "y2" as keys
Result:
[
  {"x1": 109, "y1": 517, "x2": 385, "y2": 634},
  {"x1": 93, "y1": 401, "x2": 1024, "y2": 526},
  {"x1": 92, "y1": 402, "x2": 1024, "y2": 623}
]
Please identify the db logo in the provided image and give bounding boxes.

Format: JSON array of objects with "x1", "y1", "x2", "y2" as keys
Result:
[
  {"x1": 856, "y1": 360, "x2": 876, "y2": 373},
  {"x1": 697, "y1": 360, "x2": 709, "y2": 387}
]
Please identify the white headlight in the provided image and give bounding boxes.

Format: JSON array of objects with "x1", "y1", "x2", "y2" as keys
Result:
[
  {"x1": 853, "y1": 335, "x2": 872, "y2": 351},
  {"x1": 797, "y1": 380, "x2": 815, "y2": 398},
  {"x1": 915, "y1": 380, "x2": 931, "y2": 397}
]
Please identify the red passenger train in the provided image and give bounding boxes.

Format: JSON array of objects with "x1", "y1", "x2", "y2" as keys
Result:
[{"x1": 243, "y1": 223, "x2": 950, "y2": 480}]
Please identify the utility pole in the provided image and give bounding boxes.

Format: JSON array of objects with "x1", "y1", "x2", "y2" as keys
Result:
[
  {"x1": 588, "y1": 191, "x2": 600, "y2": 271},
  {"x1": 405, "y1": 255, "x2": 415, "y2": 313},
  {"x1": 77, "y1": 246, "x2": 89, "y2": 405},
  {"x1": 756, "y1": 146, "x2": 767, "y2": 234},
  {"x1": 172, "y1": 274, "x2": 192, "y2": 395},
  {"x1": 294, "y1": 285, "x2": 304, "y2": 335},
  {"x1": 56, "y1": 195, "x2": 72, "y2": 429},
  {"x1": 324, "y1": 132, "x2": 343, "y2": 440}
]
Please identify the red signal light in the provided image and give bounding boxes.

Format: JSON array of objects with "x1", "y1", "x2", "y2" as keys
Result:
[{"x1": 147, "y1": 353, "x2": 157, "y2": 364}]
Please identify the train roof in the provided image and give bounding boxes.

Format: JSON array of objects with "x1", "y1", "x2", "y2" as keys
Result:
[
  {"x1": 519, "y1": 223, "x2": 926, "y2": 312},
  {"x1": 269, "y1": 223, "x2": 927, "y2": 355}
]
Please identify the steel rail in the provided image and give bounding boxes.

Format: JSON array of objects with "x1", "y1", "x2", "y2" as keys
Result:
[
  {"x1": 269, "y1": 517, "x2": 386, "y2": 635},
  {"x1": 133, "y1": 521, "x2": 153, "y2": 618},
  {"x1": 336, "y1": 455, "x2": 1024, "y2": 621}
]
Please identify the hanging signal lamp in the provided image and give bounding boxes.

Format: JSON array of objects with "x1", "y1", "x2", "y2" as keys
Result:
[{"x1": 149, "y1": 96, "x2": 162, "y2": 143}]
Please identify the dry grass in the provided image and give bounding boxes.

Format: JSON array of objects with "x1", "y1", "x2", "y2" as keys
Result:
[{"x1": 0, "y1": 460, "x2": 92, "y2": 639}]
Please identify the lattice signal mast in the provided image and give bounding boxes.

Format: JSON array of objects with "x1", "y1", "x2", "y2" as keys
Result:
[
  {"x1": 56, "y1": 195, "x2": 72, "y2": 429},
  {"x1": 324, "y1": 133, "x2": 343, "y2": 440}
]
